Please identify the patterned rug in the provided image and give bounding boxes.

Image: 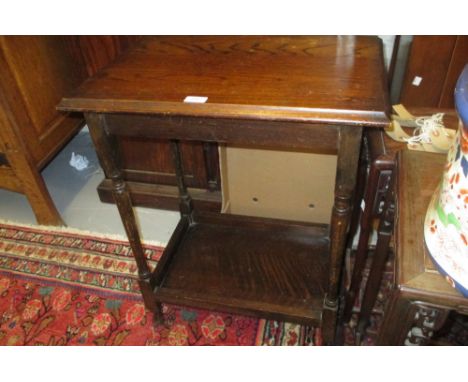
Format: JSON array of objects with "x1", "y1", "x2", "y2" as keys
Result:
[{"x1": 0, "y1": 221, "x2": 321, "y2": 346}]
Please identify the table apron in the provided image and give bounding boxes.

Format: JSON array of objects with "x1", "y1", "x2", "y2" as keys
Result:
[{"x1": 100, "y1": 113, "x2": 340, "y2": 152}]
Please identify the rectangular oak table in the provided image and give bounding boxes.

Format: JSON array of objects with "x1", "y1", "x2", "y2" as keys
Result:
[{"x1": 59, "y1": 36, "x2": 389, "y2": 344}]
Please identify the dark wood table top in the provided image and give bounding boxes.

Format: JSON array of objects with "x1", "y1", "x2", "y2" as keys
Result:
[
  {"x1": 396, "y1": 150, "x2": 468, "y2": 308},
  {"x1": 58, "y1": 36, "x2": 390, "y2": 127}
]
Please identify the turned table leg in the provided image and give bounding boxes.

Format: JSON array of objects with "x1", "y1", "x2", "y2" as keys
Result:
[
  {"x1": 85, "y1": 113, "x2": 160, "y2": 319},
  {"x1": 323, "y1": 125, "x2": 363, "y2": 344}
]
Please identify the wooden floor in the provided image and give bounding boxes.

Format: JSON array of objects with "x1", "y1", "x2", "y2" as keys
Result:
[{"x1": 155, "y1": 212, "x2": 329, "y2": 325}]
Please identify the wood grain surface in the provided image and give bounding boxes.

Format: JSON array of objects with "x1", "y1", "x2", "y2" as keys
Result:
[{"x1": 59, "y1": 36, "x2": 389, "y2": 127}]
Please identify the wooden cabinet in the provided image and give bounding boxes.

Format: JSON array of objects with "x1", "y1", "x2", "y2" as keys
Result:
[
  {"x1": 0, "y1": 36, "x2": 85, "y2": 225},
  {"x1": 399, "y1": 36, "x2": 468, "y2": 108},
  {"x1": 0, "y1": 36, "x2": 85, "y2": 168}
]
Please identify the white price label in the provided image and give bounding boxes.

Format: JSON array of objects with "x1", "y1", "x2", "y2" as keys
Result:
[
  {"x1": 412, "y1": 76, "x2": 423, "y2": 86},
  {"x1": 184, "y1": 96, "x2": 208, "y2": 103}
]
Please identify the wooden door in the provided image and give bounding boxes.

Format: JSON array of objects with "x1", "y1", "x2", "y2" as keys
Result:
[{"x1": 399, "y1": 36, "x2": 468, "y2": 108}]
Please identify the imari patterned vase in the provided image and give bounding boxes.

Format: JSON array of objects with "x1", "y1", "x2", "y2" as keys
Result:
[{"x1": 424, "y1": 64, "x2": 468, "y2": 296}]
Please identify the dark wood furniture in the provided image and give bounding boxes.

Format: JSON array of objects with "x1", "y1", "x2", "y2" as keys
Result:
[
  {"x1": 64, "y1": 36, "x2": 222, "y2": 212},
  {"x1": 377, "y1": 150, "x2": 468, "y2": 345},
  {"x1": 97, "y1": 138, "x2": 222, "y2": 212},
  {"x1": 64, "y1": 36, "x2": 142, "y2": 79},
  {"x1": 399, "y1": 36, "x2": 468, "y2": 108},
  {"x1": 59, "y1": 36, "x2": 389, "y2": 344},
  {"x1": 342, "y1": 108, "x2": 460, "y2": 343},
  {"x1": 0, "y1": 36, "x2": 86, "y2": 225},
  {"x1": 352, "y1": 159, "x2": 396, "y2": 344},
  {"x1": 342, "y1": 129, "x2": 394, "y2": 323}
]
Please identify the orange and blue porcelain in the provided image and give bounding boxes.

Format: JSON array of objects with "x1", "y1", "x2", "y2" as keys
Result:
[{"x1": 424, "y1": 64, "x2": 468, "y2": 296}]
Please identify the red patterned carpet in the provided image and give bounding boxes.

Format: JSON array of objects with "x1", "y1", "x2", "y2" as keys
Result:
[{"x1": 0, "y1": 222, "x2": 321, "y2": 346}]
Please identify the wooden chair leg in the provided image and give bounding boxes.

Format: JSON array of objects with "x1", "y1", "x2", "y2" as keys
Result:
[
  {"x1": 355, "y1": 173, "x2": 396, "y2": 344},
  {"x1": 335, "y1": 138, "x2": 369, "y2": 345},
  {"x1": 355, "y1": 231, "x2": 392, "y2": 344},
  {"x1": 342, "y1": 163, "x2": 382, "y2": 322}
]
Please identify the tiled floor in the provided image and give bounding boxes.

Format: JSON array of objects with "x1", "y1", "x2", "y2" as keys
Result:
[{"x1": 0, "y1": 127, "x2": 179, "y2": 245}]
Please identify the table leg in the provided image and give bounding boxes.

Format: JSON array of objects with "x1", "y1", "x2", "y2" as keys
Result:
[
  {"x1": 323, "y1": 125, "x2": 362, "y2": 344},
  {"x1": 203, "y1": 142, "x2": 220, "y2": 192},
  {"x1": 85, "y1": 113, "x2": 159, "y2": 317}
]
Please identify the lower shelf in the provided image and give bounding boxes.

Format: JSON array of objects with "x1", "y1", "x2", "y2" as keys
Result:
[{"x1": 153, "y1": 212, "x2": 330, "y2": 325}]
